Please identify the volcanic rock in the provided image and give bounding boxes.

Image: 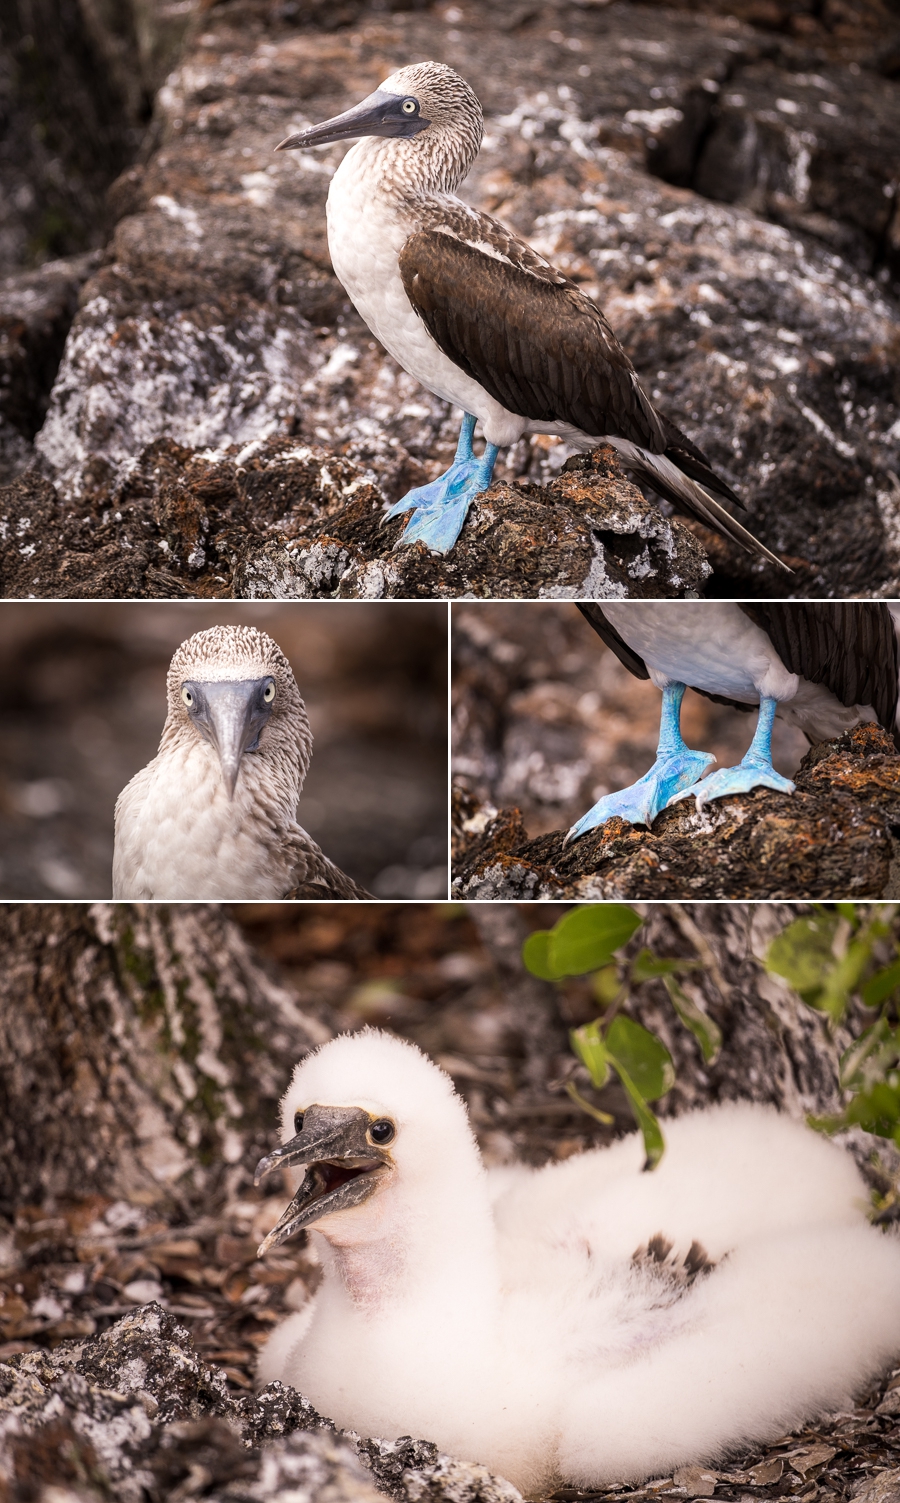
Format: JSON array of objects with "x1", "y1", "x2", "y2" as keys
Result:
[{"x1": 452, "y1": 724, "x2": 900, "y2": 900}]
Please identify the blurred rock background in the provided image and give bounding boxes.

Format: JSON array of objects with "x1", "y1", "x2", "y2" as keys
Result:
[
  {"x1": 452, "y1": 600, "x2": 809, "y2": 837},
  {"x1": 0, "y1": 600, "x2": 448, "y2": 897},
  {"x1": 1, "y1": 0, "x2": 899, "y2": 594}
]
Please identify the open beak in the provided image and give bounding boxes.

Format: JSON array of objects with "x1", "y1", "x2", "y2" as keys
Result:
[
  {"x1": 254, "y1": 1104, "x2": 391, "y2": 1255},
  {"x1": 186, "y1": 678, "x2": 274, "y2": 799},
  {"x1": 276, "y1": 89, "x2": 429, "y2": 152}
]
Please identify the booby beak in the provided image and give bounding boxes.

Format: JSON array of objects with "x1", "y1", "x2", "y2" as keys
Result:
[
  {"x1": 182, "y1": 677, "x2": 276, "y2": 799},
  {"x1": 254, "y1": 1104, "x2": 392, "y2": 1255},
  {"x1": 275, "y1": 89, "x2": 430, "y2": 152}
]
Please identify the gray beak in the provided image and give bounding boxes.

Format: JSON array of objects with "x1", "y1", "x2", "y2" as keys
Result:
[
  {"x1": 254, "y1": 1104, "x2": 391, "y2": 1255},
  {"x1": 275, "y1": 89, "x2": 429, "y2": 151},
  {"x1": 182, "y1": 677, "x2": 275, "y2": 799}
]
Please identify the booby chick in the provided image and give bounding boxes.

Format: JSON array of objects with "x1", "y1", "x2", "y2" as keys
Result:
[
  {"x1": 113, "y1": 625, "x2": 371, "y2": 900},
  {"x1": 276, "y1": 63, "x2": 785, "y2": 569},
  {"x1": 255, "y1": 1029, "x2": 900, "y2": 1495},
  {"x1": 567, "y1": 600, "x2": 899, "y2": 842}
]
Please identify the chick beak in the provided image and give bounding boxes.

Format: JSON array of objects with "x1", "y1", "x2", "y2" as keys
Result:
[{"x1": 254, "y1": 1104, "x2": 391, "y2": 1255}]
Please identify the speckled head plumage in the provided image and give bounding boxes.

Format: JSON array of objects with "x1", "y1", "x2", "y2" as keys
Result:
[
  {"x1": 163, "y1": 624, "x2": 312, "y2": 799},
  {"x1": 277, "y1": 61, "x2": 484, "y2": 194}
]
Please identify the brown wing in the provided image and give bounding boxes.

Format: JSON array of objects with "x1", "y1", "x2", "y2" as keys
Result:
[
  {"x1": 399, "y1": 225, "x2": 666, "y2": 452},
  {"x1": 739, "y1": 603, "x2": 899, "y2": 733}
]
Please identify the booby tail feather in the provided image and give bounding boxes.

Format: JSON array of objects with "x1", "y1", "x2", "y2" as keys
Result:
[{"x1": 607, "y1": 440, "x2": 789, "y2": 571}]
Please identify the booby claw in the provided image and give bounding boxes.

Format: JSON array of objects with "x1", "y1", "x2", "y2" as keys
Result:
[
  {"x1": 667, "y1": 695, "x2": 795, "y2": 811},
  {"x1": 382, "y1": 412, "x2": 499, "y2": 554},
  {"x1": 565, "y1": 748, "x2": 715, "y2": 842}
]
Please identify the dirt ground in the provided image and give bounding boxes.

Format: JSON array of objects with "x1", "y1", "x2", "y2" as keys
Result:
[{"x1": 0, "y1": 602, "x2": 448, "y2": 898}]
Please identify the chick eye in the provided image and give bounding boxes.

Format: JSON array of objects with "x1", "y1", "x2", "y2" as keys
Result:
[
  {"x1": 401, "y1": 98, "x2": 417, "y2": 115},
  {"x1": 369, "y1": 1118, "x2": 395, "y2": 1145},
  {"x1": 263, "y1": 682, "x2": 276, "y2": 703},
  {"x1": 181, "y1": 687, "x2": 193, "y2": 708},
  {"x1": 293, "y1": 1111, "x2": 304, "y2": 1134}
]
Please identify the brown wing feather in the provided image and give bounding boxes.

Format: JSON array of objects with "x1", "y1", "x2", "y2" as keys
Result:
[
  {"x1": 399, "y1": 227, "x2": 666, "y2": 452},
  {"x1": 577, "y1": 603, "x2": 754, "y2": 713},
  {"x1": 738, "y1": 603, "x2": 899, "y2": 734}
]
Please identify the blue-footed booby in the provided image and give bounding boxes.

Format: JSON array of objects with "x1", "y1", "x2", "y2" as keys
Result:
[
  {"x1": 567, "y1": 601, "x2": 899, "y2": 841},
  {"x1": 113, "y1": 625, "x2": 371, "y2": 899},
  {"x1": 254, "y1": 1029, "x2": 900, "y2": 1494},
  {"x1": 276, "y1": 63, "x2": 786, "y2": 569}
]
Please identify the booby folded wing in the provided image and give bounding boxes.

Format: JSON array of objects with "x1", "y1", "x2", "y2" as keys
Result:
[
  {"x1": 398, "y1": 219, "x2": 665, "y2": 450},
  {"x1": 285, "y1": 828, "x2": 373, "y2": 900},
  {"x1": 399, "y1": 217, "x2": 786, "y2": 568},
  {"x1": 739, "y1": 603, "x2": 900, "y2": 736}
]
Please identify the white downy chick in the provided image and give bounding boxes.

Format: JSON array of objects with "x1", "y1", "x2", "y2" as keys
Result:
[{"x1": 256, "y1": 1029, "x2": 900, "y2": 1495}]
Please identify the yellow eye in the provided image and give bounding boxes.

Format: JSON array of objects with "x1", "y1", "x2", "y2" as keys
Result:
[
  {"x1": 401, "y1": 98, "x2": 416, "y2": 114},
  {"x1": 263, "y1": 682, "x2": 276, "y2": 704},
  {"x1": 181, "y1": 687, "x2": 193, "y2": 707}
]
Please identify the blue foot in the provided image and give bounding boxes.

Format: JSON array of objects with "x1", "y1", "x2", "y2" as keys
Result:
[
  {"x1": 667, "y1": 696, "x2": 795, "y2": 811},
  {"x1": 566, "y1": 682, "x2": 715, "y2": 842},
  {"x1": 383, "y1": 413, "x2": 499, "y2": 555},
  {"x1": 565, "y1": 748, "x2": 716, "y2": 841}
]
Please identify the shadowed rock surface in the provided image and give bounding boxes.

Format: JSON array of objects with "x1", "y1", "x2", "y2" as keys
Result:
[
  {"x1": 0, "y1": 1304, "x2": 521, "y2": 1503},
  {"x1": 452, "y1": 724, "x2": 900, "y2": 899},
  {"x1": 1, "y1": 0, "x2": 899, "y2": 596}
]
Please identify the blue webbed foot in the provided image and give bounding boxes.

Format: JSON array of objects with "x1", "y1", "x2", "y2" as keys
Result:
[
  {"x1": 667, "y1": 695, "x2": 795, "y2": 811},
  {"x1": 382, "y1": 413, "x2": 499, "y2": 555},
  {"x1": 565, "y1": 748, "x2": 715, "y2": 843},
  {"x1": 668, "y1": 757, "x2": 795, "y2": 811}
]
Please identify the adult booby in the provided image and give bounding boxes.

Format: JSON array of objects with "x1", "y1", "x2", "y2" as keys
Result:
[
  {"x1": 255, "y1": 1029, "x2": 900, "y2": 1494},
  {"x1": 276, "y1": 63, "x2": 785, "y2": 568},
  {"x1": 113, "y1": 625, "x2": 371, "y2": 900},
  {"x1": 567, "y1": 601, "x2": 898, "y2": 841}
]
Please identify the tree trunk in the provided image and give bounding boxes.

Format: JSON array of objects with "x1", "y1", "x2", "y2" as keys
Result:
[{"x1": 0, "y1": 904, "x2": 331, "y2": 1215}]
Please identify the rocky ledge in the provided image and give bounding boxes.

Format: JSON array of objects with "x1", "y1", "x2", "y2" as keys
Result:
[
  {"x1": 0, "y1": 1303, "x2": 521, "y2": 1503},
  {"x1": 0, "y1": 442, "x2": 715, "y2": 600},
  {"x1": 452, "y1": 723, "x2": 900, "y2": 900}
]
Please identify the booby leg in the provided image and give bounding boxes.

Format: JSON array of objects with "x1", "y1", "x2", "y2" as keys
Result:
[
  {"x1": 565, "y1": 683, "x2": 715, "y2": 842},
  {"x1": 667, "y1": 696, "x2": 795, "y2": 811},
  {"x1": 382, "y1": 413, "x2": 499, "y2": 554}
]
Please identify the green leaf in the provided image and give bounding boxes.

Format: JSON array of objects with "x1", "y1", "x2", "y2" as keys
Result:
[
  {"x1": 547, "y1": 905, "x2": 642, "y2": 977},
  {"x1": 765, "y1": 913, "x2": 840, "y2": 1004},
  {"x1": 663, "y1": 976, "x2": 722, "y2": 1064},
  {"x1": 630, "y1": 947, "x2": 703, "y2": 982},
  {"x1": 570, "y1": 1022, "x2": 611, "y2": 1091},
  {"x1": 565, "y1": 1080, "x2": 615, "y2": 1125},
  {"x1": 591, "y1": 964, "x2": 621, "y2": 1008},
  {"x1": 861, "y1": 958, "x2": 900, "y2": 1010},
  {"x1": 605, "y1": 1016, "x2": 674, "y2": 1101},
  {"x1": 608, "y1": 1057, "x2": 666, "y2": 1169},
  {"x1": 522, "y1": 931, "x2": 560, "y2": 980},
  {"x1": 816, "y1": 937, "x2": 873, "y2": 1023},
  {"x1": 836, "y1": 904, "x2": 857, "y2": 921}
]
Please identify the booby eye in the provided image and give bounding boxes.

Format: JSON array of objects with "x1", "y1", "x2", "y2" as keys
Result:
[
  {"x1": 263, "y1": 681, "x2": 276, "y2": 703},
  {"x1": 369, "y1": 1118, "x2": 395, "y2": 1145},
  {"x1": 181, "y1": 687, "x2": 193, "y2": 708},
  {"x1": 293, "y1": 1111, "x2": 304, "y2": 1134},
  {"x1": 401, "y1": 98, "x2": 417, "y2": 115}
]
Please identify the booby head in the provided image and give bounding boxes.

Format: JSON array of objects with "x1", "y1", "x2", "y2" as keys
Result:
[
  {"x1": 255, "y1": 1029, "x2": 486, "y2": 1256},
  {"x1": 276, "y1": 62, "x2": 484, "y2": 191},
  {"x1": 164, "y1": 624, "x2": 311, "y2": 801}
]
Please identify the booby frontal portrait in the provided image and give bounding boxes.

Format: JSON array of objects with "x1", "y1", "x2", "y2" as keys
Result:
[
  {"x1": 255, "y1": 1029, "x2": 900, "y2": 1495},
  {"x1": 276, "y1": 62, "x2": 785, "y2": 568},
  {"x1": 113, "y1": 624, "x2": 371, "y2": 901}
]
